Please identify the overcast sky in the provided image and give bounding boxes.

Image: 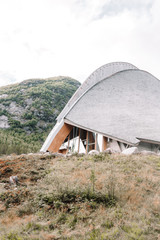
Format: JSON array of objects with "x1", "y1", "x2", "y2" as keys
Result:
[{"x1": 0, "y1": 0, "x2": 160, "y2": 86}]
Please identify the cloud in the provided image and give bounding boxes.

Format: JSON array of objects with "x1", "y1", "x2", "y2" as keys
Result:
[
  {"x1": 71, "y1": 0, "x2": 154, "y2": 21},
  {"x1": 97, "y1": 0, "x2": 154, "y2": 18},
  {"x1": 0, "y1": 0, "x2": 160, "y2": 87},
  {"x1": 0, "y1": 71, "x2": 17, "y2": 87}
]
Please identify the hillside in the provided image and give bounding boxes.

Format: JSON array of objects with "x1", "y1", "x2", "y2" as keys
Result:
[
  {"x1": 0, "y1": 77, "x2": 80, "y2": 154},
  {"x1": 0, "y1": 153, "x2": 159, "y2": 239}
]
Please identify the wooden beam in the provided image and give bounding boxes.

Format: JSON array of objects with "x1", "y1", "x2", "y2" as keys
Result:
[
  {"x1": 86, "y1": 131, "x2": 88, "y2": 154},
  {"x1": 48, "y1": 123, "x2": 73, "y2": 153},
  {"x1": 89, "y1": 132, "x2": 95, "y2": 151},
  {"x1": 102, "y1": 136, "x2": 108, "y2": 151},
  {"x1": 67, "y1": 133, "x2": 70, "y2": 153},
  {"x1": 95, "y1": 133, "x2": 98, "y2": 150},
  {"x1": 78, "y1": 128, "x2": 81, "y2": 153}
]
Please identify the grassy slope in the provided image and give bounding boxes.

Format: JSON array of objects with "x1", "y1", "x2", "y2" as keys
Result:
[
  {"x1": 0, "y1": 77, "x2": 80, "y2": 154},
  {"x1": 0, "y1": 153, "x2": 159, "y2": 240}
]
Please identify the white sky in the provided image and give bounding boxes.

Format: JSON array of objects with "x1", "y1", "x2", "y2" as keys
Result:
[{"x1": 0, "y1": 0, "x2": 160, "y2": 86}]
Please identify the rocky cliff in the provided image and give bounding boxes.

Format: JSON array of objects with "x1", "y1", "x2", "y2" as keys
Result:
[{"x1": 0, "y1": 77, "x2": 80, "y2": 154}]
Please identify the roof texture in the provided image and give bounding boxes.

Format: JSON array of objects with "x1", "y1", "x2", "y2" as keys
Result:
[
  {"x1": 65, "y1": 69, "x2": 160, "y2": 144},
  {"x1": 57, "y1": 62, "x2": 137, "y2": 122}
]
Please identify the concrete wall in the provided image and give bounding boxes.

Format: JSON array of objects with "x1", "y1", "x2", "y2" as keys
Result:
[{"x1": 138, "y1": 142, "x2": 160, "y2": 152}]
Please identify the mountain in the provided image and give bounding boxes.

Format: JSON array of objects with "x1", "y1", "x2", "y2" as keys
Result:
[{"x1": 0, "y1": 77, "x2": 80, "y2": 154}]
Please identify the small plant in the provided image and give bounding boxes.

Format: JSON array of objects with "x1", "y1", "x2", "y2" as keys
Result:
[
  {"x1": 25, "y1": 222, "x2": 43, "y2": 233},
  {"x1": 93, "y1": 153, "x2": 105, "y2": 162},
  {"x1": 48, "y1": 223, "x2": 55, "y2": 230},
  {"x1": 121, "y1": 224, "x2": 144, "y2": 240},
  {"x1": 57, "y1": 213, "x2": 67, "y2": 224},
  {"x1": 2, "y1": 232, "x2": 23, "y2": 240},
  {"x1": 90, "y1": 170, "x2": 96, "y2": 193},
  {"x1": 101, "y1": 219, "x2": 114, "y2": 229},
  {"x1": 114, "y1": 208, "x2": 123, "y2": 220},
  {"x1": 106, "y1": 167, "x2": 116, "y2": 199},
  {"x1": 17, "y1": 203, "x2": 35, "y2": 217},
  {"x1": 88, "y1": 229, "x2": 102, "y2": 240},
  {"x1": 68, "y1": 215, "x2": 78, "y2": 229}
]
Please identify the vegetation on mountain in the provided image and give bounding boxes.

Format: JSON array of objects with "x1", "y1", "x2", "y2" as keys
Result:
[{"x1": 0, "y1": 77, "x2": 80, "y2": 154}]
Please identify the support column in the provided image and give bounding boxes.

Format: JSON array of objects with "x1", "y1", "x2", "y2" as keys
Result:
[
  {"x1": 89, "y1": 132, "x2": 95, "y2": 151},
  {"x1": 102, "y1": 136, "x2": 108, "y2": 151},
  {"x1": 95, "y1": 133, "x2": 98, "y2": 150},
  {"x1": 86, "y1": 131, "x2": 88, "y2": 154},
  {"x1": 67, "y1": 133, "x2": 70, "y2": 153},
  {"x1": 78, "y1": 128, "x2": 81, "y2": 153}
]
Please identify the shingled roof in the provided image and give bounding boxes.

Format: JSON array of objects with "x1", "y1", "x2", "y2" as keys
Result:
[
  {"x1": 41, "y1": 62, "x2": 160, "y2": 152},
  {"x1": 65, "y1": 69, "x2": 160, "y2": 145}
]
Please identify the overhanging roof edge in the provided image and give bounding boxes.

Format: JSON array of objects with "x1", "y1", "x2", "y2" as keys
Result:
[
  {"x1": 136, "y1": 138, "x2": 160, "y2": 145},
  {"x1": 64, "y1": 118, "x2": 138, "y2": 146}
]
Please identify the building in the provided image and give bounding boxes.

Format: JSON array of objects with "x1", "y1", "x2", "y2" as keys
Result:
[{"x1": 41, "y1": 62, "x2": 160, "y2": 154}]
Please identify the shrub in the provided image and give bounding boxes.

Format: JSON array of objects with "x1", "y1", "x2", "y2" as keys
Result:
[
  {"x1": 17, "y1": 203, "x2": 35, "y2": 217},
  {"x1": 0, "y1": 189, "x2": 30, "y2": 208},
  {"x1": 24, "y1": 222, "x2": 43, "y2": 233},
  {"x1": 39, "y1": 188, "x2": 117, "y2": 209},
  {"x1": 2, "y1": 232, "x2": 23, "y2": 240}
]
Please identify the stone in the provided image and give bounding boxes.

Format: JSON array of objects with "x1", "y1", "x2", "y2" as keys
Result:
[
  {"x1": 25, "y1": 98, "x2": 33, "y2": 106},
  {"x1": 122, "y1": 147, "x2": 138, "y2": 155},
  {"x1": 0, "y1": 94, "x2": 8, "y2": 99},
  {"x1": 0, "y1": 115, "x2": 10, "y2": 129},
  {"x1": 9, "y1": 176, "x2": 18, "y2": 185},
  {"x1": 54, "y1": 152, "x2": 66, "y2": 158},
  {"x1": 88, "y1": 150, "x2": 99, "y2": 155},
  {"x1": 7, "y1": 102, "x2": 25, "y2": 116},
  {"x1": 104, "y1": 148, "x2": 118, "y2": 154}
]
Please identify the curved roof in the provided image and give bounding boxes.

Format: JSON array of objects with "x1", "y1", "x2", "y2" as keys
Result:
[
  {"x1": 65, "y1": 69, "x2": 160, "y2": 145},
  {"x1": 57, "y1": 62, "x2": 138, "y2": 122}
]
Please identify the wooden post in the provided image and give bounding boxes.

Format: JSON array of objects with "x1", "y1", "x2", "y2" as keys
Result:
[
  {"x1": 89, "y1": 132, "x2": 95, "y2": 151},
  {"x1": 67, "y1": 133, "x2": 70, "y2": 153},
  {"x1": 102, "y1": 136, "x2": 107, "y2": 151},
  {"x1": 78, "y1": 128, "x2": 81, "y2": 153},
  {"x1": 95, "y1": 133, "x2": 98, "y2": 150},
  {"x1": 86, "y1": 131, "x2": 88, "y2": 154}
]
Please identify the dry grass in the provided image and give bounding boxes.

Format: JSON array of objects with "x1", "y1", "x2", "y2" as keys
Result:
[{"x1": 0, "y1": 153, "x2": 159, "y2": 239}]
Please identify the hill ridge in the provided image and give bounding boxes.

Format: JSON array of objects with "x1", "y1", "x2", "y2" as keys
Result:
[{"x1": 0, "y1": 76, "x2": 80, "y2": 154}]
